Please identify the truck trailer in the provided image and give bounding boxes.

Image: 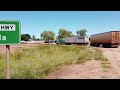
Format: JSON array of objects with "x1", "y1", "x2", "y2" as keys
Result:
[
  {"x1": 90, "y1": 31, "x2": 120, "y2": 48},
  {"x1": 65, "y1": 36, "x2": 89, "y2": 45}
]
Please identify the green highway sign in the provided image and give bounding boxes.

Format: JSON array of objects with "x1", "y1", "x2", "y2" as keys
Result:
[{"x1": 0, "y1": 21, "x2": 21, "y2": 45}]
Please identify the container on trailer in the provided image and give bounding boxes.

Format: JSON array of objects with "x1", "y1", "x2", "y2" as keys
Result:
[
  {"x1": 90, "y1": 31, "x2": 120, "y2": 47},
  {"x1": 65, "y1": 36, "x2": 89, "y2": 44}
]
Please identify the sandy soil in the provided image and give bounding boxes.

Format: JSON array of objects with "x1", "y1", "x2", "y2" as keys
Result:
[
  {"x1": 99, "y1": 46, "x2": 120, "y2": 77},
  {"x1": 46, "y1": 46, "x2": 120, "y2": 79}
]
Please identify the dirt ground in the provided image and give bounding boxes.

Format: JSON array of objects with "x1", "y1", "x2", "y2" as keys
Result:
[
  {"x1": 99, "y1": 46, "x2": 120, "y2": 77},
  {"x1": 46, "y1": 46, "x2": 120, "y2": 79}
]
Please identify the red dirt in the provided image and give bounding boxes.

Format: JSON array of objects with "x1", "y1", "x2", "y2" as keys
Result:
[
  {"x1": 46, "y1": 60, "x2": 120, "y2": 79},
  {"x1": 46, "y1": 47, "x2": 120, "y2": 79}
]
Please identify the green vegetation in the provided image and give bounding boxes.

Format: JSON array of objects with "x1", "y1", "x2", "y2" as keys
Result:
[
  {"x1": 0, "y1": 45, "x2": 108, "y2": 79},
  {"x1": 76, "y1": 29, "x2": 87, "y2": 36},
  {"x1": 32, "y1": 35, "x2": 36, "y2": 41},
  {"x1": 40, "y1": 31, "x2": 55, "y2": 44},
  {"x1": 93, "y1": 48, "x2": 111, "y2": 68},
  {"x1": 21, "y1": 28, "x2": 88, "y2": 41},
  {"x1": 57, "y1": 28, "x2": 73, "y2": 40},
  {"x1": 21, "y1": 34, "x2": 31, "y2": 41}
]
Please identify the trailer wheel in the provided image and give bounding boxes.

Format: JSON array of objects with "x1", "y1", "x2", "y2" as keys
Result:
[
  {"x1": 102, "y1": 44, "x2": 111, "y2": 48},
  {"x1": 95, "y1": 44, "x2": 99, "y2": 47},
  {"x1": 90, "y1": 43, "x2": 94, "y2": 46},
  {"x1": 102, "y1": 44, "x2": 106, "y2": 48},
  {"x1": 65, "y1": 43, "x2": 71, "y2": 45}
]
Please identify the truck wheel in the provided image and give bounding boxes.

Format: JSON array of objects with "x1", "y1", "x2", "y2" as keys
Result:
[
  {"x1": 102, "y1": 44, "x2": 111, "y2": 48},
  {"x1": 90, "y1": 43, "x2": 93, "y2": 46},
  {"x1": 95, "y1": 44, "x2": 99, "y2": 47}
]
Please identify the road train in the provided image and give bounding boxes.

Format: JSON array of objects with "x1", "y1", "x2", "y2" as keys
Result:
[
  {"x1": 56, "y1": 36, "x2": 89, "y2": 45},
  {"x1": 57, "y1": 31, "x2": 120, "y2": 48},
  {"x1": 21, "y1": 31, "x2": 120, "y2": 48}
]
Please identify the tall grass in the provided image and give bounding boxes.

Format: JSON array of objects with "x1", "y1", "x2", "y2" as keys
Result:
[
  {"x1": 93, "y1": 48, "x2": 111, "y2": 69},
  {"x1": 0, "y1": 45, "x2": 108, "y2": 79}
]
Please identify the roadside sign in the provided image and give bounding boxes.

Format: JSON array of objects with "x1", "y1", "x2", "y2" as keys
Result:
[
  {"x1": 0, "y1": 21, "x2": 21, "y2": 45},
  {"x1": 0, "y1": 20, "x2": 21, "y2": 79}
]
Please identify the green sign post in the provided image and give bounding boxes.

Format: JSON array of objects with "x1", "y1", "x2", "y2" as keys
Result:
[{"x1": 0, "y1": 21, "x2": 20, "y2": 79}]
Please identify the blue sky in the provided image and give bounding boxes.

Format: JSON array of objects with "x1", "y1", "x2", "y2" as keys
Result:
[{"x1": 0, "y1": 11, "x2": 120, "y2": 38}]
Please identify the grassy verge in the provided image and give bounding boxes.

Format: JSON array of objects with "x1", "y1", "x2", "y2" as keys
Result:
[
  {"x1": 0, "y1": 45, "x2": 108, "y2": 79},
  {"x1": 93, "y1": 48, "x2": 111, "y2": 69}
]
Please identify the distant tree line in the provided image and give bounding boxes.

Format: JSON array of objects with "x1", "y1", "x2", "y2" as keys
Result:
[
  {"x1": 21, "y1": 34, "x2": 31, "y2": 41},
  {"x1": 21, "y1": 29, "x2": 87, "y2": 41}
]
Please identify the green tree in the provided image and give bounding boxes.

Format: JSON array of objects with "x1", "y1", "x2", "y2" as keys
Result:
[
  {"x1": 58, "y1": 28, "x2": 72, "y2": 39},
  {"x1": 40, "y1": 30, "x2": 55, "y2": 44},
  {"x1": 21, "y1": 34, "x2": 31, "y2": 41},
  {"x1": 32, "y1": 35, "x2": 36, "y2": 40},
  {"x1": 36, "y1": 38, "x2": 40, "y2": 41},
  {"x1": 76, "y1": 29, "x2": 87, "y2": 36},
  {"x1": 71, "y1": 34, "x2": 76, "y2": 37}
]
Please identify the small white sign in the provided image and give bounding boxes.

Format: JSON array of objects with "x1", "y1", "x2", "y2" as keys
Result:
[{"x1": 0, "y1": 24, "x2": 16, "y2": 31}]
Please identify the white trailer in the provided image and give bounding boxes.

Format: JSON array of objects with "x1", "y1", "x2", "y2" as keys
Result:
[{"x1": 65, "y1": 36, "x2": 89, "y2": 45}]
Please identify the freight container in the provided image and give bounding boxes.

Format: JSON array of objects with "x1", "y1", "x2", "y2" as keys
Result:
[
  {"x1": 90, "y1": 31, "x2": 120, "y2": 48},
  {"x1": 65, "y1": 36, "x2": 89, "y2": 45}
]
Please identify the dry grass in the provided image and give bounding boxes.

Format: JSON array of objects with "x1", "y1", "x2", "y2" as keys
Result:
[
  {"x1": 0, "y1": 45, "x2": 108, "y2": 79},
  {"x1": 93, "y1": 48, "x2": 111, "y2": 68}
]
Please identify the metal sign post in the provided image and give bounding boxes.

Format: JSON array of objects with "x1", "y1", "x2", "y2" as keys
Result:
[{"x1": 6, "y1": 45, "x2": 10, "y2": 79}]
